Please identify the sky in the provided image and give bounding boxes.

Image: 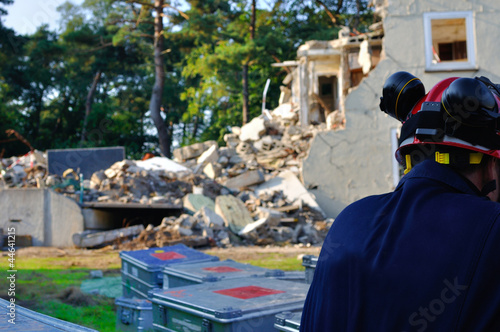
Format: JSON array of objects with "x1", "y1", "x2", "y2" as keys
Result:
[
  {"x1": 3, "y1": 0, "x2": 273, "y2": 35},
  {"x1": 3, "y1": 0, "x2": 84, "y2": 35}
]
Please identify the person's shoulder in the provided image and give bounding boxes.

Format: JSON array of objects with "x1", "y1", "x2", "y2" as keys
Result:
[{"x1": 337, "y1": 192, "x2": 393, "y2": 217}]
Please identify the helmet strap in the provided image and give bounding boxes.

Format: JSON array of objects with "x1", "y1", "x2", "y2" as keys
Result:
[{"x1": 480, "y1": 180, "x2": 497, "y2": 196}]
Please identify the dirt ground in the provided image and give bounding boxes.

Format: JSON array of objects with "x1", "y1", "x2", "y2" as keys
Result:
[{"x1": 15, "y1": 245, "x2": 322, "y2": 269}]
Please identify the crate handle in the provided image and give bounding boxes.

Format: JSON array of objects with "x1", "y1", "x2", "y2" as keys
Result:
[
  {"x1": 202, "y1": 318, "x2": 212, "y2": 332},
  {"x1": 120, "y1": 308, "x2": 132, "y2": 325}
]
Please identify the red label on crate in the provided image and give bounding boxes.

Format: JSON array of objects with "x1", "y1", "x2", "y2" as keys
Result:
[
  {"x1": 202, "y1": 266, "x2": 243, "y2": 273},
  {"x1": 163, "y1": 289, "x2": 192, "y2": 298},
  {"x1": 150, "y1": 251, "x2": 186, "y2": 260},
  {"x1": 214, "y1": 286, "x2": 285, "y2": 299}
]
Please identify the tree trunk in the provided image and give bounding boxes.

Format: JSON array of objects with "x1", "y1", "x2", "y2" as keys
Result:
[
  {"x1": 81, "y1": 70, "x2": 102, "y2": 143},
  {"x1": 54, "y1": 91, "x2": 70, "y2": 134},
  {"x1": 353, "y1": 0, "x2": 361, "y2": 31},
  {"x1": 242, "y1": 0, "x2": 256, "y2": 125},
  {"x1": 191, "y1": 115, "x2": 199, "y2": 139},
  {"x1": 32, "y1": 87, "x2": 43, "y2": 145},
  {"x1": 315, "y1": 0, "x2": 337, "y2": 24},
  {"x1": 149, "y1": 0, "x2": 171, "y2": 157},
  {"x1": 242, "y1": 65, "x2": 249, "y2": 125}
]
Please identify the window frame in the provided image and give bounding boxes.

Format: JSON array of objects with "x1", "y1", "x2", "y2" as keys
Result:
[{"x1": 423, "y1": 11, "x2": 477, "y2": 71}]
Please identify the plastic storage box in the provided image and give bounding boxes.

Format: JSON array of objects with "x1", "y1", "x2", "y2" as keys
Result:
[
  {"x1": 150, "y1": 277, "x2": 309, "y2": 332},
  {"x1": 274, "y1": 311, "x2": 302, "y2": 332},
  {"x1": 120, "y1": 244, "x2": 219, "y2": 299},
  {"x1": 115, "y1": 297, "x2": 153, "y2": 332},
  {"x1": 302, "y1": 255, "x2": 318, "y2": 284},
  {"x1": 162, "y1": 259, "x2": 284, "y2": 289},
  {"x1": 0, "y1": 298, "x2": 97, "y2": 331}
]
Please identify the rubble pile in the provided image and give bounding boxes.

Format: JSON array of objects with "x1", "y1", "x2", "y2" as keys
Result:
[{"x1": 1, "y1": 105, "x2": 335, "y2": 248}]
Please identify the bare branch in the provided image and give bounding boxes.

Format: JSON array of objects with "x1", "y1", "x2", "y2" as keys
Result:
[
  {"x1": 107, "y1": 18, "x2": 154, "y2": 26},
  {"x1": 80, "y1": 42, "x2": 114, "y2": 53},
  {"x1": 162, "y1": 3, "x2": 189, "y2": 20},
  {"x1": 270, "y1": 54, "x2": 290, "y2": 73},
  {"x1": 135, "y1": 4, "x2": 145, "y2": 27},
  {"x1": 126, "y1": 0, "x2": 154, "y2": 8},
  {"x1": 315, "y1": 0, "x2": 337, "y2": 24}
]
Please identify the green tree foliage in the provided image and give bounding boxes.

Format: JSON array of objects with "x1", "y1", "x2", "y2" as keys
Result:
[
  {"x1": 0, "y1": 0, "x2": 373, "y2": 158},
  {"x1": 0, "y1": 0, "x2": 30, "y2": 156}
]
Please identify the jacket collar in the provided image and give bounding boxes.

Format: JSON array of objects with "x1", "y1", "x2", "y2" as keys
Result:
[{"x1": 396, "y1": 159, "x2": 483, "y2": 196}]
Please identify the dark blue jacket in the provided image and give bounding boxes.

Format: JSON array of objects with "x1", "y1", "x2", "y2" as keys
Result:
[{"x1": 301, "y1": 160, "x2": 500, "y2": 331}]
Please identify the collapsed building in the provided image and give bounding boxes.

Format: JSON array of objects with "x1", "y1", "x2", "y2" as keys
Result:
[
  {"x1": 0, "y1": 107, "x2": 332, "y2": 249},
  {"x1": 4, "y1": 0, "x2": 500, "y2": 248}
]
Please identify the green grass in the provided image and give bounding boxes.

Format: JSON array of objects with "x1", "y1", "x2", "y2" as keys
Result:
[
  {"x1": 0, "y1": 249, "x2": 303, "y2": 331},
  {"x1": 244, "y1": 255, "x2": 305, "y2": 271},
  {"x1": 0, "y1": 253, "x2": 120, "y2": 332},
  {"x1": 204, "y1": 250, "x2": 306, "y2": 271}
]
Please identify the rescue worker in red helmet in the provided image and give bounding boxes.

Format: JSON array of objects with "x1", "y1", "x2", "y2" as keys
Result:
[{"x1": 300, "y1": 72, "x2": 500, "y2": 331}]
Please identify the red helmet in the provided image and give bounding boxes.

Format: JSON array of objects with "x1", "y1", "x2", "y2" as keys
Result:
[{"x1": 380, "y1": 72, "x2": 500, "y2": 173}]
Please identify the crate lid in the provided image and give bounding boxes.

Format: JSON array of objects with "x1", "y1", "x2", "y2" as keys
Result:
[
  {"x1": 275, "y1": 310, "x2": 302, "y2": 330},
  {"x1": 119, "y1": 244, "x2": 219, "y2": 271},
  {"x1": 301, "y1": 255, "x2": 318, "y2": 268},
  {"x1": 151, "y1": 277, "x2": 309, "y2": 322},
  {"x1": 162, "y1": 259, "x2": 285, "y2": 283},
  {"x1": 0, "y1": 298, "x2": 98, "y2": 331},
  {"x1": 115, "y1": 297, "x2": 152, "y2": 310}
]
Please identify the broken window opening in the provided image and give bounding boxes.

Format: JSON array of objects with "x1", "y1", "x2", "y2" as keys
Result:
[
  {"x1": 315, "y1": 76, "x2": 338, "y2": 123},
  {"x1": 423, "y1": 11, "x2": 476, "y2": 71}
]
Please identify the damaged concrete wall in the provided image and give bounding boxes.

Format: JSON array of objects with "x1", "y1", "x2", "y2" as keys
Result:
[
  {"x1": 302, "y1": 0, "x2": 500, "y2": 216},
  {"x1": 0, "y1": 189, "x2": 84, "y2": 246}
]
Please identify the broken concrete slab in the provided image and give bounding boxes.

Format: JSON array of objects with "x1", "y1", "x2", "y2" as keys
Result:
[
  {"x1": 173, "y1": 141, "x2": 217, "y2": 162},
  {"x1": 182, "y1": 194, "x2": 215, "y2": 214},
  {"x1": 239, "y1": 117, "x2": 266, "y2": 142},
  {"x1": 173, "y1": 224, "x2": 194, "y2": 237},
  {"x1": 272, "y1": 103, "x2": 297, "y2": 122},
  {"x1": 231, "y1": 126, "x2": 242, "y2": 136},
  {"x1": 136, "y1": 156, "x2": 190, "y2": 173},
  {"x1": 254, "y1": 170, "x2": 326, "y2": 217},
  {"x1": 0, "y1": 188, "x2": 84, "y2": 247},
  {"x1": 194, "y1": 145, "x2": 219, "y2": 173},
  {"x1": 224, "y1": 133, "x2": 240, "y2": 148},
  {"x1": 104, "y1": 168, "x2": 118, "y2": 179},
  {"x1": 256, "y1": 207, "x2": 282, "y2": 227},
  {"x1": 203, "y1": 163, "x2": 221, "y2": 179},
  {"x1": 270, "y1": 226, "x2": 294, "y2": 242},
  {"x1": 72, "y1": 224, "x2": 144, "y2": 248},
  {"x1": 237, "y1": 217, "x2": 267, "y2": 236},
  {"x1": 195, "y1": 206, "x2": 225, "y2": 229},
  {"x1": 224, "y1": 169, "x2": 265, "y2": 189},
  {"x1": 215, "y1": 195, "x2": 255, "y2": 234}
]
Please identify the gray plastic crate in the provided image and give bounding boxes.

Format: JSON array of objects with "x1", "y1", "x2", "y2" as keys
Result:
[
  {"x1": 302, "y1": 255, "x2": 318, "y2": 284},
  {"x1": 0, "y1": 298, "x2": 97, "y2": 331},
  {"x1": 274, "y1": 271, "x2": 307, "y2": 283},
  {"x1": 150, "y1": 277, "x2": 309, "y2": 332},
  {"x1": 115, "y1": 297, "x2": 153, "y2": 332},
  {"x1": 162, "y1": 259, "x2": 285, "y2": 289},
  {"x1": 274, "y1": 311, "x2": 302, "y2": 332},
  {"x1": 120, "y1": 244, "x2": 219, "y2": 299}
]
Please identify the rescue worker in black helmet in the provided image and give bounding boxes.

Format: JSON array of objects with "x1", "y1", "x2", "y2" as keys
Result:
[{"x1": 300, "y1": 72, "x2": 500, "y2": 331}]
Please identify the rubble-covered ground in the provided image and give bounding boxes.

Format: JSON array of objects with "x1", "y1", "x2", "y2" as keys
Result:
[{"x1": 1, "y1": 104, "x2": 342, "y2": 249}]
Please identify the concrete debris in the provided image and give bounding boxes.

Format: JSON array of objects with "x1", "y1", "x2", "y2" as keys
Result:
[
  {"x1": 254, "y1": 170, "x2": 326, "y2": 217},
  {"x1": 173, "y1": 140, "x2": 217, "y2": 162},
  {"x1": 89, "y1": 270, "x2": 104, "y2": 279},
  {"x1": 72, "y1": 224, "x2": 145, "y2": 248},
  {"x1": 182, "y1": 194, "x2": 215, "y2": 214},
  {"x1": 195, "y1": 206, "x2": 225, "y2": 228},
  {"x1": 239, "y1": 117, "x2": 266, "y2": 142},
  {"x1": 215, "y1": 195, "x2": 255, "y2": 234},
  {"x1": 224, "y1": 169, "x2": 265, "y2": 190},
  {"x1": 2, "y1": 103, "x2": 336, "y2": 249}
]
